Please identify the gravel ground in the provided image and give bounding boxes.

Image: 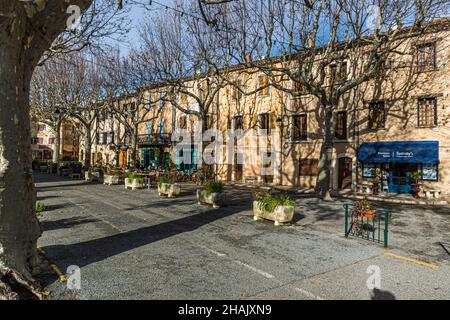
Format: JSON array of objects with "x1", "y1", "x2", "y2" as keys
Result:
[{"x1": 34, "y1": 174, "x2": 450, "y2": 300}]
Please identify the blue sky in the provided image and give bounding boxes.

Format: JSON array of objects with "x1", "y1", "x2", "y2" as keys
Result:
[{"x1": 110, "y1": 0, "x2": 176, "y2": 55}]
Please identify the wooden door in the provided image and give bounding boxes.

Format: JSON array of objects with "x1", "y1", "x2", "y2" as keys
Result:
[{"x1": 338, "y1": 157, "x2": 352, "y2": 189}]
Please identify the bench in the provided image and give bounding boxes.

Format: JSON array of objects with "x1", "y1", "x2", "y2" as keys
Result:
[
  {"x1": 356, "y1": 184, "x2": 373, "y2": 194},
  {"x1": 425, "y1": 189, "x2": 441, "y2": 199},
  {"x1": 243, "y1": 176, "x2": 258, "y2": 184}
]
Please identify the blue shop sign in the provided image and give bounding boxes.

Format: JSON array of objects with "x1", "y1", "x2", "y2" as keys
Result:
[{"x1": 358, "y1": 141, "x2": 439, "y2": 164}]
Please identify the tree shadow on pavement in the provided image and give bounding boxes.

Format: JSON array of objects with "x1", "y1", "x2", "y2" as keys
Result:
[
  {"x1": 370, "y1": 288, "x2": 396, "y2": 300},
  {"x1": 41, "y1": 217, "x2": 100, "y2": 232},
  {"x1": 42, "y1": 202, "x2": 247, "y2": 273}
]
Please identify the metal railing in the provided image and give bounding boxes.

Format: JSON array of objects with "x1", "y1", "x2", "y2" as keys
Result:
[
  {"x1": 344, "y1": 204, "x2": 390, "y2": 248},
  {"x1": 137, "y1": 133, "x2": 172, "y2": 146}
]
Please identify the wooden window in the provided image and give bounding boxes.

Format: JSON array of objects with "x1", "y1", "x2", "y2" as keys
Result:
[
  {"x1": 299, "y1": 159, "x2": 319, "y2": 176},
  {"x1": 258, "y1": 112, "x2": 270, "y2": 134},
  {"x1": 233, "y1": 115, "x2": 243, "y2": 130},
  {"x1": 292, "y1": 115, "x2": 307, "y2": 141},
  {"x1": 180, "y1": 92, "x2": 188, "y2": 105},
  {"x1": 257, "y1": 74, "x2": 270, "y2": 97},
  {"x1": 48, "y1": 138, "x2": 55, "y2": 145},
  {"x1": 178, "y1": 115, "x2": 187, "y2": 129},
  {"x1": 38, "y1": 124, "x2": 46, "y2": 131},
  {"x1": 330, "y1": 62, "x2": 347, "y2": 84},
  {"x1": 368, "y1": 101, "x2": 386, "y2": 129},
  {"x1": 418, "y1": 97, "x2": 437, "y2": 127},
  {"x1": 335, "y1": 111, "x2": 347, "y2": 140},
  {"x1": 293, "y1": 80, "x2": 304, "y2": 93},
  {"x1": 416, "y1": 43, "x2": 436, "y2": 72}
]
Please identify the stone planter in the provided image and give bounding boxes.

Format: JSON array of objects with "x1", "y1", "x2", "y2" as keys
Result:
[
  {"x1": 125, "y1": 178, "x2": 144, "y2": 190},
  {"x1": 104, "y1": 174, "x2": 120, "y2": 186},
  {"x1": 158, "y1": 183, "x2": 181, "y2": 198},
  {"x1": 85, "y1": 171, "x2": 100, "y2": 182},
  {"x1": 253, "y1": 201, "x2": 294, "y2": 226},
  {"x1": 197, "y1": 189, "x2": 222, "y2": 208}
]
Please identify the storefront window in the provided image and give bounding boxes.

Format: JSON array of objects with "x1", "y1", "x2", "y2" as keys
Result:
[
  {"x1": 362, "y1": 163, "x2": 376, "y2": 178},
  {"x1": 421, "y1": 163, "x2": 438, "y2": 181}
]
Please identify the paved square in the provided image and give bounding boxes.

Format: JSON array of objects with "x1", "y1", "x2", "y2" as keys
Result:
[{"x1": 35, "y1": 174, "x2": 450, "y2": 300}]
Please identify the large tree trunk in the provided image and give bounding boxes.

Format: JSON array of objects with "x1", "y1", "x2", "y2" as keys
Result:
[
  {"x1": 316, "y1": 106, "x2": 335, "y2": 201},
  {"x1": 129, "y1": 128, "x2": 138, "y2": 168},
  {"x1": 84, "y1": 127, "x2": 92, "y2": 168},
  {"x1": 52, "y1": 121, "x2": 61, "y2": 164},
  {"x1": 0, "y1": 38, "x2": 41, "y2": 279},
  {"x1": 0, "y1": 0, "x2": 94, "y2": 287}
]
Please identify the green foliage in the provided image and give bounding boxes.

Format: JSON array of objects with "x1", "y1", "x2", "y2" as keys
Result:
[
  {"x1": 408, "y1": 171, "x2": 422, "y2": 183},
  {"x1": 35, "y1": 202, "x2": 46, "y2": 214},
  {"x1": 354, "y1": 198, "x2": 373, "y2": 211},
  {"x1": 256, "y1": 193, "x2": 296, "y2": 212},
  {"x1": 127, "y1": 172, "x2": 144, "y2": 184},
  {"x1": 158, "y1": 176, "x2": 174, "y2": 187},
  {"x1": 204, "y1": 181, "x2": 223, "y2": 193},
  {"x1": 166, "y1": 156, "x2": 176, "y2": 172},
  {"x1": 196, "y1": 167, "x2": 213, "y2": 185}
]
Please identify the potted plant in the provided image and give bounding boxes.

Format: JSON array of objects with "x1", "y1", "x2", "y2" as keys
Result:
[
  {"x1": 157, "y1": 176, "x2": 180, "y2": 198},
  {"x1": 354, "y1": 199, "x2": 376, "y2": 220},
  {"x1": 197, "y1": 181, "x2": 224, "y2": 208},
  {"x1": 125, "y1": 172, "x2": 144, "y2": 190},
  {"x1": 104, "y1": 170, "x2": 121, "y2": 186},
  {"x1": 253, "y1": 193, "x2": 296, "y2": 226},
  {"x1": 408, "y1": 171, "x2": 422, "y2": 199}
]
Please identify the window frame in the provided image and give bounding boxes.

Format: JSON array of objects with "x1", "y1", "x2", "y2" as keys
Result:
[
  {"x1": 257, "y1": 74, "x2": 271, "y2": 98},
  {"x1": 257, "y1": 111, "x2": 271, "y2": 135},
  {"x1": 298, "y1": 159, "x2": 319, "y2": 176},
  {"x1": 335, "y1": 111, "x2": 348, "y2": 140},
  {"x1": 416, "y1": 42, "x2": 437, "y2": 72},
  {"x1": 292, "y1": 114, "x2": 308, "y2": 142},
  {"x1": 417, "y1": 97, "x2": 438, "y2": 128},
  {"x1": 368, "y1": 101, "x2": 386, "y2": 130}
]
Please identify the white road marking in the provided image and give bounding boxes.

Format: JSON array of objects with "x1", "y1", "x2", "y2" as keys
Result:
[
  {"x1": 233, "y1": 260, "x2": 275, "y2": 279},
  {"x1": 294, "y1": 287, "x2": 324, "y2": 300},
  {"x1": 202, "y1": 246, "x2": 227, "y2": 257},
  {"x1": 66, "y1": 198, "x2": 124, "y2": 233}
]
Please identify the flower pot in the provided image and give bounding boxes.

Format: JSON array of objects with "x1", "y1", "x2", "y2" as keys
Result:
[
  {"x1": 158, "y1": 183, "x2": 181, "y2": 198},
  {"x1": 197, "y1": 189, "x2": 222, "y2": 208},
  {"x1": 252, "y1": 201, "x2": 294, "y2": 226},
  {"x1": 358, "y1": 209, "x2": 376, "y2": 220},
  {"x1": 85, "y1": 171, "x2": 100, "y2": 182},
  {"x1": 125, "y1": 178, "x2": 144, "y2": 190},
  {"x1": 104, "y1": 174, "x2": 120, "y2": 186}
]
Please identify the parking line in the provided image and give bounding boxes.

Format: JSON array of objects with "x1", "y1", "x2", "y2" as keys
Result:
[
  {"x1": 233, "y1": 260, "x2": 275, "y2": 279},
  {"x1": 384, "y1": 252, "x2": 439, "y2": 270},
  {"x1": 294, "y1": 287, "x2": 324, "y2": 300}
]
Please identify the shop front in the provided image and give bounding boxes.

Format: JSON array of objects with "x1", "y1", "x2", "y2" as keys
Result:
[{"x1": 358, "y1": 141, "x2": 439, "y2": 194}]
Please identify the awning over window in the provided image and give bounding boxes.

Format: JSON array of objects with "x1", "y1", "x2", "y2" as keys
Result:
[{"x1": 358, "y1": 141, "x2": 439, "y2": 164}]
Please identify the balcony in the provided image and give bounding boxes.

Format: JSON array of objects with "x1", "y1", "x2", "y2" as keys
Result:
[{"x1": 137, "y1": 133, "x2": 172, "y2": 146}]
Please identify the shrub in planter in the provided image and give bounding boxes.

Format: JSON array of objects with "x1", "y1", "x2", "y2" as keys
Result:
[
  {"x1": 104, "y1": 173, "x2": 121, "y2": 186},
  {"x1": 197, "y1": 181, "x2": 224, "y2": 208},
  {"x1": 158, "y1": 176, "x2": 180, "y2": 198},
  {"x1": 125, "y1": 172, "x2": 145, "y2": 190},
  {"x1": 253, "y1": 193, "x2": 296, "y2": 226}
]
